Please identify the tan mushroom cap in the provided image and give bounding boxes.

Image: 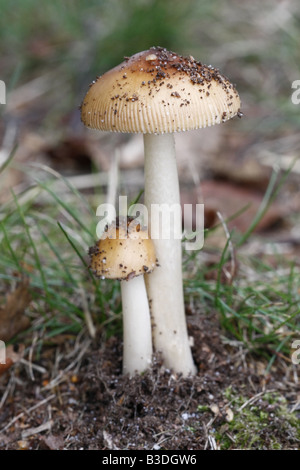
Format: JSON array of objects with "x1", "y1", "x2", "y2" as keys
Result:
[
  {"x1": 81, "y1": 46, "x2": 241, "y2": 134},
  {"x1": 89, "y1": 217, "x2": 157, "y2": 281}
]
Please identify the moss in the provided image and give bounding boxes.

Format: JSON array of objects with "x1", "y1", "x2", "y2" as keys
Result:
[
  {"x1": 212, "y1": 388, "x2": 300, "y2": 450},
  {"x1": 197, "y1": 405, "x2": 210, "y2": 412}
]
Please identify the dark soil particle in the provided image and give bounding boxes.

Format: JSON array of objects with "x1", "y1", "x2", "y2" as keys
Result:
[{"x1": 0, "y1": 313, "x2": 299, "y2": 450}]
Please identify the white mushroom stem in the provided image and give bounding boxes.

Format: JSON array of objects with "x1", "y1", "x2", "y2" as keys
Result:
[
  {"x1": 121, "y1": 275, "x2": 153, "y2": 376},
  {"x1": 143, "y1": 133, "x2": 196, "y2": 376}
]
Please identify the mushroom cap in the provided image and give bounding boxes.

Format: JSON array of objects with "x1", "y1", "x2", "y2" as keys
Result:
[
  {"x1": 89, "y1": 217, "x2": 157, "y2": 281},
  {"x1": 81, "y1": 46, "x2": 241, "y2": 134}
]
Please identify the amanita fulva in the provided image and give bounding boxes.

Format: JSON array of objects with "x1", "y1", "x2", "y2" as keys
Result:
[
  {"x1": 89, "y1": 216, "x2": 157, "y2": 376},
  {"x1": 81, "y1": 47, "x2": 241, "y2": 376}
]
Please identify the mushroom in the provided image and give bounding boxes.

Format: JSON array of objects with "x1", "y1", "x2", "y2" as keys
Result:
[
  {"x1": 89, "y1": 216, "x2": 157, "y2": 376},
  {"x1": 81, "y1": 46, "x2": 241, "y2": 376}
]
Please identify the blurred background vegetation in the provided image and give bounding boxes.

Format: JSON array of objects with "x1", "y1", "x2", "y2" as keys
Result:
[{"x1": 1, "y1": 0, "x2": 300, "y2": 134}]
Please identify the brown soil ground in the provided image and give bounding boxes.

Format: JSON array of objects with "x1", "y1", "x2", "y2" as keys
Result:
[{"x1": 0, "y1": 312, "x2": 299, "y2": 450}]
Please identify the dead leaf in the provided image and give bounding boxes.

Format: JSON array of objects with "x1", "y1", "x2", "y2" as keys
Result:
[
  {"x1": 210, "y1": 404, "x2": 220, "y2": 415},
  {"x1": 45, "y1": 136, "x2": 93, "y2": 173},
  {"x1": 103, "y1": 430, "x2": 120, "y2": 450},
  {"x1": 0, "y1": 357, "x2": 14, "y2": 377},
  {"x1": 202, "y1": 180, "x2": 284, "y2": 232},
  {"x1": 0, "y1": 280, "x2": 31, "y2": 342},
  {"x1": 0, "y1": 344, "x2": 24, "y2": 378},
  {"x1": 41, "y1": 434, "x2": 65, "y2": 450},
  {"x1": 17, "y1": 440, "x2": 30, "y2": 450},
  {"x1": 210, "y1": 156, "x2": 272, "y2": 190}
]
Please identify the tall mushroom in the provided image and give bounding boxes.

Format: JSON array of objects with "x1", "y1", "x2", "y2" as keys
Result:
[
  {"x1": 81, "y1": 46, "x2": 241, "y2": 376},
  {"x1": 89, "y1": 216, "x2": 157, "y2": 376}
]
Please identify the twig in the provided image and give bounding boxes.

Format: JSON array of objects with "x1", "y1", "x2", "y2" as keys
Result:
[
  {"x1": 207, "y1": 435, "x2": 220, "y2": 450},
  {"x1": 21, "y1": 420, "x2": 53, "y2": 439},
  {"x1": 0, "y1": 375, "x2": 13, "y2": 410},
  {"x1": 27, "y1": 333, "x2": 38, "y2": 381},
  {"x1": 0, "y1": 394, "x2": 56, "y2": 434},
  {"x1": 20, "y1": 358, "x2": 47, "y2": 374},
  {"x1": 238, "y1": 389, "x2": 276, "y2": 412},
  {"x1": 7, "y1": 71, "x2": 65, "y2": 111},
  {"x1": 0, "y1": 122, "x2": 18, "y2": 167},
  {"x1": 42, "y1": 339, "x2": 91, "y2": 391}
]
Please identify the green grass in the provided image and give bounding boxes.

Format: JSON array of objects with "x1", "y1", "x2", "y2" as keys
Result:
[
  {"x1": 185, "y1": 256, "x2": 299, "y2": 369},
  {"x1": 0, "y1": 163, "x2": 123, "y2": 345},
  {"x1": 0, "y1": 154, "x2": 299, "y2": 370},
  {"x1": 0, "y1": 0, "x2": 196, "y2": 132},
  {"x1": 183, "y1": 164, "x2": 300, "y2": 369},
  {"x1": 1, "y1": 0, "x2": 300, "y2": 133}
]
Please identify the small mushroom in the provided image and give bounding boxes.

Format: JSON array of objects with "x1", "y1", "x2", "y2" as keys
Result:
[
  {"x1": 82, "y1": 47, "x2": 241, "y2": 376},
  {"x1": 89, "y1": 216, "x2": 156, "y2": 376}
]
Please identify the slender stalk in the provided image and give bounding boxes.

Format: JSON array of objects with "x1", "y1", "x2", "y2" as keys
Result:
[
  {"x1": 121, "y1": 275, "x2": 153, "y2": 376},
  {"x1": 143, "y1": 133, "x2": 196, "y2": 376}
]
